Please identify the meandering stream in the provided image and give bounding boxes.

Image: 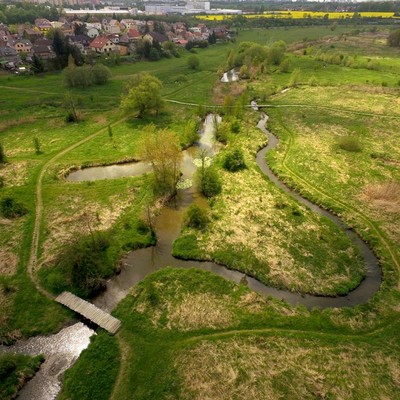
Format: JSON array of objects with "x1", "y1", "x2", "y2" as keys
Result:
[
  {"x1": 1, "y1": 113, "x2": 382, "y2": 399},
  {"x1": 94, "y1": 113, "x2": 381, "y2": 312}
]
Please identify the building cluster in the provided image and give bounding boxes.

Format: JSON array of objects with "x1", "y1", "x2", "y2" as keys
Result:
[{"x1": 0, "y1": 17, "x2": 228, "y2": 72}]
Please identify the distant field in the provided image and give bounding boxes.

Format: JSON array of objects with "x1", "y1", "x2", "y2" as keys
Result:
[{"x1": 197, "y1": 11, "x2": 400, "y2": 21}]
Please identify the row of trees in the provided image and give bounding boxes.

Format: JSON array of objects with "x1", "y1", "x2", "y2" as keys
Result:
[
  {"x1": 0, "y1": 3, "x2": 59, "y2": 24},
  {"x1": 225, "y1": 40, "x2": 287, "y2": 78}
]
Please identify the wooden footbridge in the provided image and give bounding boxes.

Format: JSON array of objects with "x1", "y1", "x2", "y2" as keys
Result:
[{"x1": 56, "y1": 292, "x2": 121, "y2": 334}]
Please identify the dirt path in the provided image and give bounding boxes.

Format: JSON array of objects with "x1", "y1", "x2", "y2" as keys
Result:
[
  {"x1": 0, "y1": 85, "x2": 59, "y2": 95},
  {"x1": 27, "y1": 117, "x2": 127, "y2": 298}
]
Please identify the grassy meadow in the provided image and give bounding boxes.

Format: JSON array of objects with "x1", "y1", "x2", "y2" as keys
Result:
[{"x1": 1, "y1": 24, "x2": 400, "y2": 399}]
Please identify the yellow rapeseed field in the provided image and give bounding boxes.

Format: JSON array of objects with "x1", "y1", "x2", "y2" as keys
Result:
[{"x1": 197, "y1": 11, "x2": 398, "y2": 21}]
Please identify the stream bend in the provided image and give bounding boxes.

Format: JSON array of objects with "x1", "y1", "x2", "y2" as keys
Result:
[
  {"x1": 95, "y1": 114, "x2": 382, "y2": 311},
  {"x1": 254, "y1": 114, "x2": 382, "y2": 308}
]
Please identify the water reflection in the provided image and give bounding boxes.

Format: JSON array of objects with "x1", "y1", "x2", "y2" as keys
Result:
[{"x1": 0, "y1": 323, "x2": 94, "y2": 400}]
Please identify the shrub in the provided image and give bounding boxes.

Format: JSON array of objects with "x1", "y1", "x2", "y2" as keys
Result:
[
  {"x1": 230, "y1": 118, "x2": 241, "y2": 134},
  {"x1": 215, "y1": 120, "x2": 230, "y2": 144},
  {"x1": 47, "y1": 232, "x2": 114, "y2": 298},
  {"x1": 187, "y1": 54, "x2": 200, "y2": 70},
  {"x1": 388, "y1": 29, "x2": 400, "y2": 47},
  {"x1": 0, "y1": 143, "x2": 5, "y2": 164},
  {"x1": 278, "y1": 58, "x2": 291, "y2": 73},
  {"x1": 0, "y1": 197, "x2": 28, "y2": 219},
  {"x1": 33, "y1": 137, "x2": 41, "y2": 154},
  {"x1": 288, "y1": 68, "x2": 301, "y2": 87},
  {"x1": 338, "y1": 136, "x2": 362, "y2": 152},
  {"x1": 223, "y1": 149, "x2": 246, "y2": 172},
  {"x1": 175, "y1": 74, "x2": 189, "y2": 83},
  {"x1": 64, "y1": 64, "x2": 111, "y2": 88},
  {"x1": 92, "y1": 64, "x2": 112, "y2": 85},
  {"x1": 199, "y1": 167, "x2": 222, "y2": 198},
  {"x1": 183, "y1": 204, "x2": 209, "y2": 230},
  {"x1": 308, "y1": 76, "x2": 318, "y2": 86}
]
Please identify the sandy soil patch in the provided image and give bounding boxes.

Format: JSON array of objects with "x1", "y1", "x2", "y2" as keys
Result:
[
  {"x1": 166, "y1": 293, "x2": 234, "y2": 331},
  {"x1": 361, "y1": 181, "x2": 400, "y2": 213},
  {"x1": 0, "y1": 161, "x2": 30, "y2": 186},
  {"x1": 0, "y1": 248, "x2": 18, "y2": 276},
  {"x1": 0, "y1": 116, "x2": 36, "y2": 133}
]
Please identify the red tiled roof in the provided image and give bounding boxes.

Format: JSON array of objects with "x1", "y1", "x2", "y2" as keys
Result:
[
  {"x1": 90, "y1": 36, "x2": 111, "y2": 49},
  {"x1": 127, "y1": 29, "x2": 141, "y2": 38}
]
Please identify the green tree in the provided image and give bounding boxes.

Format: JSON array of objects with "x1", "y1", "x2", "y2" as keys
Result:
[
  {"x1": 278, "y1": 58, "x2": 291, "y2": 73},
  {"x1": 33, "y1": 137, "x2": 41, "y2": 154},
  {"x1": 289, "y1": 68, "x2": 301, "y2": 87},
  {"x1": 223, "y1": 149, "x2": 246, "y2": 172},
  {"x1": 63, "y1": 92, "x2": 79, "y2": 123},
  {"x1": 223, "y1": 95, "x2": 235, "y2": 116},
  {"x1": 199, "y1": 167, "x2": 221, "y2": 198},
  {"x1": 121, "y1": 73, "x2": 163, "y2": 118},
  {"x1": 196, "y1": 149, "x2": 221, "y2": 198},
  {"x1": 187, "y1": 54, "x2": 200, "y2": 70},
  {"x1": 139, "y1": 126, "x2": 182, "y2": 195},
  {"x1": 388, "y1": 29, "x2": 400, "y2": 47},
  {"x1": 92, "y1": 64, "x2": 111, "y2": 84},
  {"x1": 31, "y1": 54, "x2": 44, "y2": 74},
  {"x1": 52, "y1": 28, "x2": 68, "y2": 69},
  {"x1": 183, "y1": 204, "x2": 209, "y2": 230},
  {"x1": 268, "y1": 41, "x2": 286, "y2": 65}
]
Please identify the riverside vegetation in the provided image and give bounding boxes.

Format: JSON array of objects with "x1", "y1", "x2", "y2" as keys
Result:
[{"x1": 1, "y1": 24, "x2": 400, "y2": 399}]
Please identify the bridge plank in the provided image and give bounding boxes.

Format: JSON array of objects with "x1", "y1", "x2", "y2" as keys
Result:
[{"x1": 56, "y1": 291, "x2": 121, "y2": 334}]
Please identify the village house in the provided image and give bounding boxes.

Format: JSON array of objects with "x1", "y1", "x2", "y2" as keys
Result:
[
  {"x1": 89, "y1": 36, "x2": 118, "y2": 55},
  {"x1": 120, "y1": 19, "x2": 137, "y2": 30},
  {"x1": 69, "y1": 35, "x2": 91, "y2": 55},
  {"x1": 127, "y1": 29, "x2": 142, "y2": 42},
  {"x1": 35, "y1": 18, "x2": 53, "y2": 32},
  {"x1": 20, "y1": 27, "x2": 43, "y2": 43},
  {"x1": 0, "y1": 24, "x2": 12, "y2": 43},
  {"x1": 144, "y1": 31, "x2": 168, "y2": 45},
  {"x1": 32, "y1": 38, "x2": 55, "y2": 60},
  {"x1": 102, "y1": 18, "x2": 121, "y2": 34},
  {"x1": 8, "y1": 39, "x2": 33, "y2": 54},
  {"x1": 86, "y1": 20, "x2": 102, "y2": 31},
  {"x1": 86, "y1": 26, "x2": 100, "y2": 39},
  {"x1": 0, "y1": 45, "x2": 20, "y2": 67}
]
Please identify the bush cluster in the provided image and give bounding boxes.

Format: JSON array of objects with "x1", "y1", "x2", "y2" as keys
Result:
[
  {"x1": 0, "y1": 197, "x2": 28, "y2": 219},
  {"x1": 223, "y1": 149, "x2": 246, "y2": 172},
  {"x1": 199, "y1": 167, "x2": 222, "y2": 198},
  {"x1": 184, "y1": 204, "x2": 209, "y2": 230},
  {"x1": 64, "y1": 64, "x2": 111, "y2": 88},
  {"x1": 45, "y1": 232, "x2": 114, "y2": 298},
  {"x1": 338, "y1": 136, "x2": 362, "y2": 152}
]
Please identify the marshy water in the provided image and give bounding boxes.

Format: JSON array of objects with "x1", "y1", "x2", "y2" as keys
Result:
[
  {"x1": 221, "y1": 69, "x2": 239, "y2": 83},
  {"x1": 66, "y1": 161, "x2": 153, "y2": 182},
  {"x1": 2, "y1": 113, "x2": 381, "y2": 399}
]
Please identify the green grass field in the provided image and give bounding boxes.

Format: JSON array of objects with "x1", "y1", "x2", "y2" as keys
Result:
[{"x1": 1, "y1": 25, "x2": 400, "y2": 399}]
